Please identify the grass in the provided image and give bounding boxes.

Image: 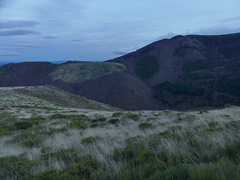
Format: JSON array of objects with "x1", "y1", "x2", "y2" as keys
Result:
[{"x1": 1, "y1": 96, "x2": 240, "y2": 179}]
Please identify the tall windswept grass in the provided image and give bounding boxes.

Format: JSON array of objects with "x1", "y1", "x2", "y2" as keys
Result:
[{"x1": 1, "y1": 105, "x2": 240, "y2": 179}]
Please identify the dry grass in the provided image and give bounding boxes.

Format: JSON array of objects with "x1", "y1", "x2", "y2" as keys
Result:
[{"x1": 1, "y1": 86, "x2": 240, "y2": 179}]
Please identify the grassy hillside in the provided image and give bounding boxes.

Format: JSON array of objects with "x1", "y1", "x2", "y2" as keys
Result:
[
  {"x1": 1, "y1": 87, "x2": 240, "y2": 179},
  {"x1": 49, "y1": 62, "x2": 126, "y2": 83}
]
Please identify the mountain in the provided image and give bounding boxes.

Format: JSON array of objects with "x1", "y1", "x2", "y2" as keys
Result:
[
  {"x1": 0, "y1": 33, "x2": 240, "y2": 110},
  {"x1": 110, "y1": 33, "x2": 240, "y2": 109}
]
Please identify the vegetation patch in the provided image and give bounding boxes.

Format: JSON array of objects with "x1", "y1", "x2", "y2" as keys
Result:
[
  {"x1": 108, "y1": 119, "x2": 119, "y2": 124},
  {"x1": 138, "y1": 122, "x2": 153, "y2": 130},
  {"x1": 127, "y1": 113, "x2": 140, "y2": 121},
  {"x1": 216, "y1": 76, "x2": 240, "y2": 96},
  {"x1": 134, "y1": 56, "x2": 160, "y2": 79},
  {"x1": 50, "y1": 114, "x2": 90, "y2": 121},
  {"x1": 90, "y1": 123, "x2": 98, "y2": 128},
  {"x1": 112, "y1": 112, "x2": 124, "y2": 117},
  {"x1": 182, "y1": 59, "x2": 215, "y2": 72},
  {"x1": 81, "y1": 136, "x2": 97, "y2": 145},
  {"x1": 15, "y1": 121, "x2": 33, "y2": 130},
  {"x1": 154, "y1": 81, "x2": 205, "y2": 96},
  {"x1": 69, "y1": 121, "x2": 87, "y2": 129},
  {"x1": 12, "y1": 105, "x2": 56, "y2": 111}
]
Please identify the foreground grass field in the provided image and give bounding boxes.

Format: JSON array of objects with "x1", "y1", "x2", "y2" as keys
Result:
[{"x1": 1, "y1": 86, "x2": 240, "y2": 179}]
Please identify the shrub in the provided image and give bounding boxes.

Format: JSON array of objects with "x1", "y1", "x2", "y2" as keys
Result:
[
  {"x1": 26, "y1": 116, "x2": 47, "y2": 125},
  {"x1": 69, "y1": 114, "x2": 90, "y2": 121},
  {"x1": 138, "y1": 122, "x2": 153, "y2": 130},
  {"x1": 90, "y1": 123, "x2": 98, "y2": 128},
  {"x1": 15, "y1": 121, "x2": 33, "y2": 130},
  {"x1": 121, "y1": 143, "x2": 145, "y2": 161},
  {"x1": 208, "y1": 121, "x2": 219, "y2": 128},
  {"x1": 108, "y1": 119, "x2": 119, "y2": 124},
  {"x1": 112, "y1": 112, "x2": 123, "y2": 117},
  {"x1": 50, "y1": 114, "x2": 89, "y2": 121},
  {"x1": 127, "y1": 113, "x2": 139, "y2": 121},
  {"x1": 69, "y1": 122, "x2": 87, "y2": 129},
  {"x1": 0, "y1": 127, "x2": 10, "y2": 136},
  {"x1": 20, "y1": 137, "x2": 42, "y2": 148},
  {"x1": 6, "y1": 159, "x2": 43, "y2": 179},
  {"x1": 70, "y1": 159, "x2": 100, "y2": 179},
  {"x1": 97, "y1": 117, "x2": 106, "y2": 122},
  {"x1": 81, "y1": 136, "x2": 97, "y2": 145},
  {"x1": 50, "y1": 114, "x2": 68, "y2": 119},
  {"x1": 200, "y1": 109, "x2": 208, "y2": 114}
]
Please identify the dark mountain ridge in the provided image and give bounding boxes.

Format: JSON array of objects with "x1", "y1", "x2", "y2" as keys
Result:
[{"x1": 0, "y1": 32, "x2": 240, "y2": 110}]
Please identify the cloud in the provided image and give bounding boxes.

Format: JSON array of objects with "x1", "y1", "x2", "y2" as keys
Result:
[
  {"x1": 221, "y1": 16, "x2": 240, "y2": 22},
  {"x1": 113, "y1": 46, "x2": 138, "y2": 55},
  {"x1": 156, "y1": 32, "x2": 176, "y2": 41},
  {"x1": 0, "y1": 50, "x2": 21, "y2": 56},
  {"x1": 0, "y1": 29, "x2": 39, "y2": 36},
  {"x1": 71, "y1": 40, "x2": 82, "y2": 42},
  {"x1": 0, "y1": 20, "x2": 39, "y2": 29},
  {"x1": 113, "y1": 51, "x2": 127, "y2": 55},
  {"x1": 193, "y1": 25, "x2": 240, "y2": 35},
  {"x1": 0, "y1": 0, "x2": 5, "y2": 8},
  {"x1": 43, "y1": 35, "x2": 58, "y2": 39}
]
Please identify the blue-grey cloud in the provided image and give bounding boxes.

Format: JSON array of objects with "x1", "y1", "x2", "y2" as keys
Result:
[
  {"x1": 194, "y1": 25, "x2": 240, "y2": 35},
  {"x1": 0, "y1": 44, "x2": 48, "y2": 48},
  {"x1": 0, "y1": 0, "x2": 4, "y2": 8},
  {"x1": 0, "y1": 20, "x2": 39, "y2": 29},
  {"x1": 156, "y1": 32, "x2": 176, "y2": 41},
  {"x1": 0, "y1": 50, "x2": 21, "y2": 56},
  {"x1": 43, "y1": 35, "x2": 58, "y2": 39},
  {"x1": 113, "y1": 46, "x2": 138, "y2": 55},
  {"x1": 71, "y1": 40, "x2": 82, "y2": 42},
  {"x1": 0, "y1": 29, "x2": 39, "y2": 36},
  {"x1": 222, "y1": 16, "x2": 240, "y2": 22},
  {"x1": 113, "y1": 51, "x2": 127, "y2": 55}
]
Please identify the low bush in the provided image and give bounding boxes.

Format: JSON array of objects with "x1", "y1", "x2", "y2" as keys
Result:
[
  {"x1": 96, "y1": 117, "x2": 106, "y2": 122},
  {"x1": 69, "y1": 121, "x2": 87, "y2": 129},
  {"x1": 127, "y1": 113, "x2": 140, "y2": 121},
  {"x1": 200, "y1": 109, "x2": 208, "y2": 114},
  {"x1": 138, "y1": 122, "x2": 153, "y2": 130},
  {"x1": 112, "y1": 112, "x2": 124, "y2": 117},
  {"x1": 15, "y1": 121, "x2": 33, "y2": 130},
  {"x1": 0, "y1": 127, "x2": 10, "y2": 136},
  {"x1": 108, "y1": 119, "x2": 119, "y2": 124},
  {"x1": 81, "y1": 136, "x2": 97, "y2": 145},
  {"x1": 90, "y1": 123, "x2": 98, "y2": 128}
]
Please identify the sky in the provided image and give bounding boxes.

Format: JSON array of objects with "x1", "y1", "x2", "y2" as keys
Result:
[{"x1": 0, "y1": 0, "x2": 240, "y2": 62}]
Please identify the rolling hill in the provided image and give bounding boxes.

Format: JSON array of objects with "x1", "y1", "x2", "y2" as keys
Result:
[{"x1": 0, "y1": 33, "x2": 240, "y2": 110}]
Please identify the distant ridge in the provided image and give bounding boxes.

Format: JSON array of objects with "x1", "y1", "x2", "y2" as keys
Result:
[{"x1": 0, "y1": 32, "x2": 240, "y2": 110}]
